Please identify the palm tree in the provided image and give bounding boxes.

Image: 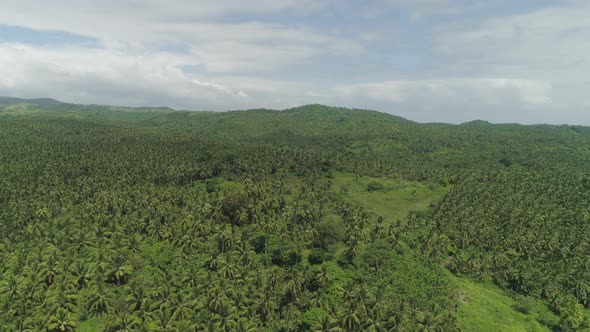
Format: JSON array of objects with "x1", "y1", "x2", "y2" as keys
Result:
[
  {"x1": 215, "y1": 225, "x2": 233, "y2": 254},
  {"x1": 46, "y1": 308, "x2": 75, "y2": 332},
  {"x1": 362, "y1": 317, "x2": 386, "y2": 332},
  {"x1": 48, "y1": 279, "x2": 77, "y2": 314},
  {"x1": 233, "y1": 242, "x2": 256, "y2": 267},
  {"x1": 21, "y1": 278, "x2": 42, "y2": 302},
  {"x1": 234, "y1": 317, "x2": 258, "y2": 332},
  {"x1": 257, "y1": 295, "x2": 275, "y2": 322},
  {"x1": 11, "y1": 314, "x2": 36, "y2": 332},
  {"x1": 106, "y1": 312, "x2": 140, "y2": 332},
  {"x1": 218, "y1": 259, "x2": 238, "y2": 280},
  {"x1": 208, "y1": 289, "x2": 226, "y2": 314},
  {"x1": 341, "y1": 304, "x2": 362, "y2": 331},
  {"x1": 415, "y1": 311, "x2": 443, "y2": 332},
  {"x1": 126, "y1": 281, "x2": 148, "y2": 311},
  {"x1": 153, "y1": 307, "x2": 175, "y2": 331},
  {"x1": 87, "y1": 283, "x2": 111, "y2": 316},
  {"x1": 317, "y1": 264, "x2": 331, "y2": 288},
  {"x1": 70, "y1": 261, "x2": 93, "y2": 290},
  {"x1": 0, "y1": 275, "x2": 21, "y2": 298},
  {"x1": 170, "y1": 293, "x2": 193, "y2": 322},
  {"x1": 213, "y1": 301, "x2": 237, "y2": 331},
  {"x1": 559, "y1": 300, "x2": 585, "y2": 331},
  {"x1": 155, "y1": 283, "x2": 174, "y2": 310},
  {"x1": 284, "y1": 270, "x2": 304, "y2": 303},
  {"x1": 313, "y1": 315, "x2": 341, "y2": 332}
]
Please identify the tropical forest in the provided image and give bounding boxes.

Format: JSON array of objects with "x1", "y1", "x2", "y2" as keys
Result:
[{"x1": 0, "y1": 97, "x2": 589, "y2": 331}]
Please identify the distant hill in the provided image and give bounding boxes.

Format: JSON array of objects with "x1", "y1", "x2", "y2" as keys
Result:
[
  {"x1": 0, "y1": 97, "x2": 409, "y2": 121},
  {"x1": 0, "y1": 96, "x2": 65, "y2": 106},
  {"x1": 0, "y1": 97, "x2": 419, "y2": 130}
]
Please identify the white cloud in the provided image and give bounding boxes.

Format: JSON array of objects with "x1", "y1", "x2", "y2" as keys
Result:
[
  {"x1": 0, "y1": 1, "x2": 358, "y2": 74},
  {"x1": 430, "y1": 1, "x2": 590, "y2": 121},
  {"x1": 0, "y1": 0, "x2": 329, "y2": 33},
  {"x1": 0, "y1": 42, "x2": 572, "y2": 124},
  {"x1": 0, "y1": 1, "x2": 362, "y2": 111},
  {"x1": 0, "y1": 1, "x2": 589, "y2": 124},
  {"x1": 376, "y1": 0, "x2": 479, "y2": 20},
  {"x1": 331, "y1": 78, "x2": 553, "y2": 105},
  {"x1": 0, "y1": 0, "x2": 338, "y2": 45},
  {"x1": 189, "y1": 41, "x2": 316, "y2": 73},
  {"x1": 0, "y1": 41, "x2": 581, "y2": 124},
  {"x1": 0, "y1": 43, "x2": 242, "y2": 107},
  {"x1": 0, "y1": 42, "x2": 324, "y2": 110},
  {"x1": 437, "y1": 2, "x2": 590, "y2": 71},
  {"x1": 437, "y1": 2, "x2": 590, "y2": 96},
  {"x1": 321, "y1": 78, "x2": 555, "y2": 123}
]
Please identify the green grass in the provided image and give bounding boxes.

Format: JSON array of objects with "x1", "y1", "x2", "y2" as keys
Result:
[
  {"x1": 329, "y1": 172, "x2": 450, "y2": 221},
  {"x1": 76, "y1": 317, "x2": 106, "y2": 332},
  {"x1": 456, "y1": 278, "x2": 553, "y2": 332}
]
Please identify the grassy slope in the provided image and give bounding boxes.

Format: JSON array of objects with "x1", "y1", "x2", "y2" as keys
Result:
[
  {"x1": 329, "y1": 173, "x2": 557, "y2": 331},
  {"x1": 456, "y1": 279, "x2": 552, "y2": 332}
]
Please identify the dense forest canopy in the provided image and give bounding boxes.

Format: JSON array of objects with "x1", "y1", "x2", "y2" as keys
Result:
[{"x1": 0, "y1": 98, "x2": 589, "y2": 331}]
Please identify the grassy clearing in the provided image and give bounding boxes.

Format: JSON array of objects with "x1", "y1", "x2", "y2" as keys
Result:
[
  {"x1": 76, "y1": 318, "x2": 106, "y2": 331},
  {"x1": 456, "y1": 278, "x2": 553, "y2": 332},
  {"x1": 328, "y1": 172, "x2": 450, "y2": 221}
]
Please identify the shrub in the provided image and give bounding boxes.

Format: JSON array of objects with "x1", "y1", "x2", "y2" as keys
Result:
[{"x1": 367, "y1": 181, "x2": 385, "y2": 192}]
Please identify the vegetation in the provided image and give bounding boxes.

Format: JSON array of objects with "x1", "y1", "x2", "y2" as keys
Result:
[{"x1": 0, "y1": 98, "x2": 589, "y2": 331}]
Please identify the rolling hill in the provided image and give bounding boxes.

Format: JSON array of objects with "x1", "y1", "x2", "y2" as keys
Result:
[{"x1": 0, "y1": 97, "x2": 589, "y2": 331}]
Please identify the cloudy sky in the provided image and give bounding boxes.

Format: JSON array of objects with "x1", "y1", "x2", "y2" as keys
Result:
[{"x1": 0, "y1": 0, "x2": 589, "y2": 124}]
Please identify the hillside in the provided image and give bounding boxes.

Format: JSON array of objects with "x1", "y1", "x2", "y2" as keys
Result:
[{"x1": 0, "y1": 98, "x2": 589, "y2": 331}]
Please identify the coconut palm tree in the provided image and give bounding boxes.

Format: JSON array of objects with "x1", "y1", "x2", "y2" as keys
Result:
[{"x1": 46, "y1": 308, "x2": 75, "y2": 332}]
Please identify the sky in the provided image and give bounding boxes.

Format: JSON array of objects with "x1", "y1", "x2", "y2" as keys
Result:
[{"x1": 0, "y1": 0, "x2": 589, "y2": 124}]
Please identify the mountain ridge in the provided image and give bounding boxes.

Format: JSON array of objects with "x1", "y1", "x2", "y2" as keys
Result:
[{"x1": 0, "y1": 96, "x2": 586, "y2": 127}]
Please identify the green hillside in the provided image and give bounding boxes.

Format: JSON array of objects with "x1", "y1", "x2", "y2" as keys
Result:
[{"x1": 0, "y1": 99, "x2": 589, "y2": 331}]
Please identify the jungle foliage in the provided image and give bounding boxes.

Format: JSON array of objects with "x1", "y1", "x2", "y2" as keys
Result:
[{"x1": 0, "y1": 100, "x2": 589, "y2": 331}]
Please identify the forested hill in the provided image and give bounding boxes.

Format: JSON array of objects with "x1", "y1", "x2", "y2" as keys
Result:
[
  {"x1": 1, "y1": 98, "x2": 589, "y2": 331},
  {"x1": 2, "y1": 98, "x2": 588, "y2": 177}
]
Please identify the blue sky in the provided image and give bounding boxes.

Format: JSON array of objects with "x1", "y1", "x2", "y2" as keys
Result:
[{"x1": 0, "y1": 0, "x2": 589, "y2": 124}]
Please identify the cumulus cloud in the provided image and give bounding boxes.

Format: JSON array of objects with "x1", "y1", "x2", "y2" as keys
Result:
[
  {"x1": 0, "y1": 42, "x2": 319, "y2": 110},
  {"x1": 431, "y1": 1, "x2": 590, "y2": 121},
  {"x1": 0, "y1": 1, "x2": 358, "y2": 109},
  {"x1": 437, "y1": 2, "x2": 590, "y2": 73},
  {"x1": 0, "y1": 40, "x2": 568, "y2": 123},
  {"x1": 332, "y1": 78, "x2": 553, "y2": 105},
  {"x1": 318, "y1": 78, "x2": 554, "y2": 123},
  {"x1": 0, "y1": 1, "x2": 358, "y2": 74},
  {"x1": 0, "y1": 1, "x2": 337, "y2": 49},
  {"x1": 0, "y1": 43, "x2": 242, "y2": 108}
]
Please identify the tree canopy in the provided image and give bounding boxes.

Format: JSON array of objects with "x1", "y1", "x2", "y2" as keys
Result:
[{"x1": 1, "y1": 101, "x2": 589, "y2": 331}]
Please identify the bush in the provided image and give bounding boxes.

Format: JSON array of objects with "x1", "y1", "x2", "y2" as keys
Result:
[
  {"x1": 221, "y1": 191, "x2": 248, "y2": 223},
  {"x1": 367, "y1": 181, "x2": 385, "y2": 192},
  {"x1": 313, "y1": 217, "x2": 344, "y2": 250},
  {"x1": 301, "y1": 307, "x2": 328, "y2": 330},
  {"x1": 308, "y1": 247, "x2": 332, "y2": 265}
]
